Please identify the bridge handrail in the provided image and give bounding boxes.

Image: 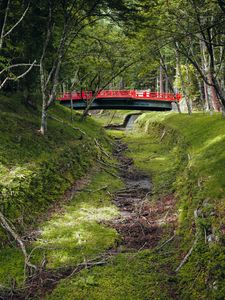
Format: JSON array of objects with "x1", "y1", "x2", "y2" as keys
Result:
[{"x1": 58, "y1": 90, "x2": 182, "y2": 102}]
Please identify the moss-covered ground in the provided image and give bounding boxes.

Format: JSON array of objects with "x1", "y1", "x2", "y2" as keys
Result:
[
  {"x1": 135, "y1": 112, "x2": 225, "y2": 299},
  {"x1": 0, "y1": 168, "x2": 123, "y2": 289},
  {"x1": 46, "y1": 250, "x2": 174, "y2": 300},
  {"x1": 49, "y1": 111, "x2": 225, "y2": 300},
  {"x1": 0, "y1": 94, "x2": 110, "y2": 243},
  {"x1": 0, "y1": 94, "x2": 123, "y2": 291},
  {"x1": 1, "y1": 103, "x2": 225, "y2": 299}
]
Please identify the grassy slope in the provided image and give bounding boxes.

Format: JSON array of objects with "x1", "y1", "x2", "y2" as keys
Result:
[
  {"x1": 0, "y1": 93, "x2": 107, "y2": 241},
  {"x1": 0, "y1": 94, "x2": 124, "y2": 289},
  {"x1": 49, "y1": 111, "x2": 225, "y2": 300},
  {"x1": 136, "y1": 112, "x2": 225, "y2": 299}
]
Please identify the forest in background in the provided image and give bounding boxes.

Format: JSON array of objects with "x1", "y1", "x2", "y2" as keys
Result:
[{"x1": 1, "y1": 0, "x2": 225, "y2": 133}]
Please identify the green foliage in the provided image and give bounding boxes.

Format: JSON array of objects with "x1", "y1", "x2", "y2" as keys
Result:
[{"x1": 174, "y1": 64, "x2": 199, "y2": 103}]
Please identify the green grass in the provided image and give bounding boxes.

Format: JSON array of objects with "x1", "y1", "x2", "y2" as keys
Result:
[
  {"x1": 1, "y1": 103, "x2": 225, "y2": 299},
  {"x1": 0, "y1": 247, "x2": 25, "y2": 287},
  {"x1": 45, "y1": 111, "x2": 184, "y2": 300},
  {"x1": 46, "y1": 250, "x2": 174, "y2": 300},
  {"x1": 136, "y1": 112, "x2": 225, "y2": 230},
  {"x1": 34, "y1": 169, "x2": 123, "y2": 269},
  {"x1": 123, "y1": 128, "x2": 185, "y2": 199},
  {"x1": 93, "y1": 110, "x2": 140, "y2": 126}
]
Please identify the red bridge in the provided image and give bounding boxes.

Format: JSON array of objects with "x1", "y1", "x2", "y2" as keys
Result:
[{"x1": 57, "y1": 90, "x2": 182, "y2": 111}]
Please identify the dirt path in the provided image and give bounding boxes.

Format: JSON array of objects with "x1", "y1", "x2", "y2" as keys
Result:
[{"x1": 109, "y1": 139, "x2": 177, "y2": 250}]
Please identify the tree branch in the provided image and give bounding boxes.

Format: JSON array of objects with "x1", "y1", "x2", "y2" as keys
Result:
[
  {"x1": 0, "y1": 60, "x2": 37, "y2": 89},
  {"x1": 0, "y1": 211, "x2": 36, "y2": 270},
  {"x1": 3, "y1": 3, "x2": 30, "y2": 39}
]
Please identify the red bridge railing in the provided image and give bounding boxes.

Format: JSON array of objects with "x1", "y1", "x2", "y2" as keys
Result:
[{"x1": 58, "y1": 90, "x2": 182, "y2": 102}]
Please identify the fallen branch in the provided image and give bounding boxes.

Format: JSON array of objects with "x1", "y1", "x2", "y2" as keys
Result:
[
  {"x1": 155, "y1": 234, "x2": 175, "y2": 251},
  {"x1": 79, "y1": 185, "x2": 109, "y2": 193},
  {"x1": 175, "y1": 237, "x2": 198, "y2": 272},
  {"x1": 160, "y1": 128, "x2": 166, "y2": 141},
  {"x1": 96, "y1": 158, "x2": 121, "y2": 172},
  {"x1": 99, "y1": 164, "x2": 121, "y2": 179},
  {"x1": 0, "y1": 211, "x2": 37, "y2": 271},
  {"x1": 94, "y1": 138, "x2": 111, "y2": 159},
  {"x1": 66, "y1": 260, "x2": 107, "y2": 279}
]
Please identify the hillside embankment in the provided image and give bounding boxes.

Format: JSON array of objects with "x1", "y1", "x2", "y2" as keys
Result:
[
  {"x1": 0, "y1": 101, "x2": 225, "y2": 299},
  {"x1": 0, "y1": 94, "x2": 113, "y2": 240},
  {"x1": 129, "y1": 112, "x2": 225, "y2": 299},
  {"x1": 0, "y1": 94, "x2": 123, "y2": 297}
]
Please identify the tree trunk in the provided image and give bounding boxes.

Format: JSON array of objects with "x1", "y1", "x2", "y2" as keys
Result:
[
  {"x1": 159, "y1": 53, "x2": 181, "y2": 113},
  {"x1": 165, "y1": 74, "x2": 169, "y2": 93},
  {"x1": 208, "y1": 73, "x2": 221, "y2": 112},
  {"x1": 40, "y1": 105, "x2": 47, "y2": 135},
  {"x1": 195, "y1": 73, "x2": 205, "y2": 112},
  {"x1": 175, "y1": 44, "x2": 192, "y2": 114},
  {"x1": 159, "y1": 62, "x2": 164, "y2": 93}
]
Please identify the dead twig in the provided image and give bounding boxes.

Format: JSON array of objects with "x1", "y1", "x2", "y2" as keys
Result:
[
  {"x1": 175, "y1": 237, "x2": 198, "y2": 272},
  {"x1": 94, "y1": 138, "x2": 111, "y2": 159},
  {"x1": 82, "y1": 185, "x2": 109, "y2": 193},
  {"x1": 99, "y1": 165, "x2": 121, "y2": 179},
  {"x1": 160, "y1": 128, "x2": 166, "y2": 141},
  {"x1": 155, "y1": 234, "x2": 176, "y2": 251}
]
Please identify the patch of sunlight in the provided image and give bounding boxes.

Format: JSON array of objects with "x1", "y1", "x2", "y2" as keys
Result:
[
  {"x1": 77, "y1": 206, "x2": 119, "y2": 221},
  {"x1": 51, "y1": 253, "x2": 74, "y2": 265},
  {"x1": 38, "y1": 223, "x2": 118, "y2": 268},
  {"x1": 41, "y1": 205, "x2": 118, "y2": 231},
  {"x1": 38, "y1": 228, "x2": 92, "y2": 247},
  {"x1": 197, "y1": 134, "x2": 225, "y2": 154},
  {"x1": 137, "y1": 112, "x2": 174, "y2": 126},
  {"x1": 0, "y1": 164, "x2": 33, "y2": 185},
  {"x1": 152, "y1": 156, "x2": 167, "y2": 161}
]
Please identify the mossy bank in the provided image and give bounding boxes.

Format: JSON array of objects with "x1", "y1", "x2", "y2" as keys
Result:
[
  {"x1": 135, "y1": 112, "x2": 225, "y2": 299},
  {"x1": 0, "y1": 94, "x2": 110, "y2": 243}
]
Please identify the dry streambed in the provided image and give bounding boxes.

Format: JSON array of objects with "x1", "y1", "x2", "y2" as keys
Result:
[
  {"x1": 2, "y1": 138, "x2": 177, "y2": 300},
  {"x1": 109, "y1": 139, "x2": 177, "y2": 250}
]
